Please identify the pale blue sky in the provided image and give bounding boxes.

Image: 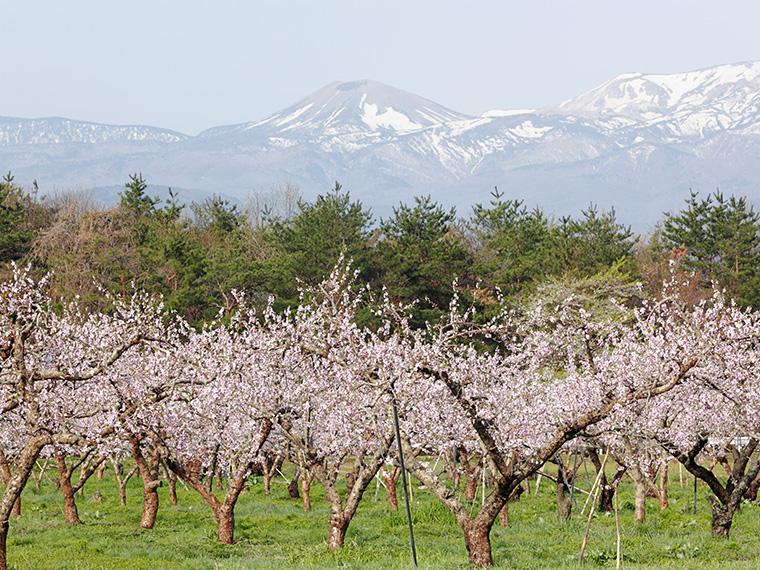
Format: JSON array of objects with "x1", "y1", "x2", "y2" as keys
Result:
[{"x1": 3, "y1": 0, "x2": 759, "y2": 135}]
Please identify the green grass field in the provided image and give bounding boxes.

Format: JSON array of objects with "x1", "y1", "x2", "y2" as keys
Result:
[{"x1": 7, "y1": 467, "x2": 760, "y2": 569}]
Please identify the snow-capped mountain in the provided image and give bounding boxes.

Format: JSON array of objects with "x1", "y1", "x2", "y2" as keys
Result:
[
  {"x1": 200, "y1": 80, "x2": 471, "y2": 141},
  {"x1": 0, "y1": 116, "x2": 187, "y2": 145},
  {"x1": 550, "y1": 61, "x2": 760, "y2": 138},
  {"x1": 2, "y1": 62, "x2": 760, "y2": 230}
]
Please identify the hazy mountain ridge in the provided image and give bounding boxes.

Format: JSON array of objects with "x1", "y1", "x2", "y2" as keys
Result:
[
  {"x1": 0, "y1": 116, "x2": 188, "y2": 146},
  {"x1": 2, "y1": 62, "x2": 760, "y2": 229}
]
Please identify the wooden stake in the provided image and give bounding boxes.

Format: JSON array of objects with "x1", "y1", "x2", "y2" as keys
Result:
[{"x1": 614, "y1": 487, "x2": 622, "y2": 569}]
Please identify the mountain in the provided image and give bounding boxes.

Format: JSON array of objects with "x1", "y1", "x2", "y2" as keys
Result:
[
  {"x1": 198, "y1": 80, "x2": 471, "y2": 140},
  {"x1": 0, "y1": 116, "x2": 187, "y2": 145},
  {"x1": 2, "y1": 63, "x2": 760, "y2": 230}
]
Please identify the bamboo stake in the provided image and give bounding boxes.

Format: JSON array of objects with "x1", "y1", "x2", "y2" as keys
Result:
[
  {"x1": 579, "y1": 461, "x2": 605, "y2": 566},
  {"x1": 614, "y1": 487, "x2": 622, "y2": 569},
  {"x1": 581, "y1": 443, "x2": 612, "y2": 515}
]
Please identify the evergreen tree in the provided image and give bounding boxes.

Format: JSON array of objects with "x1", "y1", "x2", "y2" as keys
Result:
[
  {"x1": 274, "y1": 182, "x2": 374, "y2": 287},
  {"x1": 469, "y1": 188, "x2": 555, "y2": 294},
  {"x1": 0, "y1": 172, "x2": 35, "y2": 263},
  {"x1": 119, "y1": 173, "x2": 160, "y2": 217},
  {"x1": 377, "y1": 195, "x2": 471, "y2": 323},
  {"x1": 553, "y1": 204, "x2": 636, "y2": 275},
  {"x1": 662, "y1": 190, "x2": 760, "y2": 307}
]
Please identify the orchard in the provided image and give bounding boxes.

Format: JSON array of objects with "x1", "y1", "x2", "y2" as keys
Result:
[{"x1": 1, "y1": 261, "x2": 760, "y2": 568}]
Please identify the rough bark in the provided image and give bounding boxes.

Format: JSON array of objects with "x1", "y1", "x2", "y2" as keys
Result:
[
  {"x1": 707, "y1": 494, "x2": 736, "y2": 537},
  {"x1": 588, "y1": 447, "x2": 616, "y2": 512},
  {"x1": 462, "y1": 519, "x2": 495, "y2": 566},
  {"x1": 160, "y1": 459, "x2": 178, "y2": 505},
  {"x1": 657, "y1": 457, "x2": 670, "y2": 510},
  {"x1": 627, "y1": 466, "x2": 649, "y2": 523},
  {"x1": 0, "y1": 433, "x2": 53, "y2": 570},
  {"x1": 499, "y1": 502, "x2": 509, "y2": 527},
  {"x1": 458, "y1": 447, "x2": 481, "y2": 502},
  {"x1": 383, "y1": 468, "x2": 400, "y2": 510},
  {"x1": 345, "y1": 472, "x2": 356, "y2": 497},
  {"x1": 130, "y1": 435, "x2": 162, "y2": 530},
  {"x1": 0, "y1": 450, "x2": 20, "y2": 517},
  {"x1": 55, "y1": 446, "x2": 81, "y2": 525},
  {"x1": 745, "y1": 470, "x2": 760, "y2": 501},
  {"x1": 556, "y1": 478, "x2": 572, "y2": 521},
  {"x1": 301, "y1": 475, "x2": 312, "y2": 511}
]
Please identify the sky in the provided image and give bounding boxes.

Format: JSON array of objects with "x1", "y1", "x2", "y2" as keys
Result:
[{"x1": 3, "y1": 0, "x2": 760, "y2": 135}]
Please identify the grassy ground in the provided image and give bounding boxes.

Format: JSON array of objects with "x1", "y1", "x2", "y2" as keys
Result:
[{"x1": 7, "y1": 466, "x2": 760, "y2": 569}]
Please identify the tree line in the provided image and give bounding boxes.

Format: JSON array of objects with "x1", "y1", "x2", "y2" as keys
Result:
[{"x1": 3, "y1": 172, "x2": 760, "y2": 324}]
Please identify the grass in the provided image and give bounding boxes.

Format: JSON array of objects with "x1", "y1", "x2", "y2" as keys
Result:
[{"x1": 7, "y1": 467, "x2": 760, "y2": 569}]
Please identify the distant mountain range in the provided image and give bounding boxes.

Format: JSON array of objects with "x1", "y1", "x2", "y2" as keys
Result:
[{"x1": 3, "y1": 61, "x2": 760, "y2": 230}]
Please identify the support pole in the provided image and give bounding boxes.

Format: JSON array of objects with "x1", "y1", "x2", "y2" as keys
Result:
[{"x1": 393, "y1": 396, "x2": 418, "y2": 567}]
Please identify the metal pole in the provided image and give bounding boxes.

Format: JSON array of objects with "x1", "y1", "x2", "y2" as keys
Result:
[
  {"x1": 393, "y1": 396, "x2": 418, "y2": 567},
  {"x1": 694, "y1": 473, "x2": 698, "y2": 514}
]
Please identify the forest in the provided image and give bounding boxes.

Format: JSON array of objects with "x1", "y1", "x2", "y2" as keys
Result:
[{"x1": 1, "y1": 172, "x2": 760, "y2": 568}]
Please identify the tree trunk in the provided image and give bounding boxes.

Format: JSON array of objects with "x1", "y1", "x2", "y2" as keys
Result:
[
  {"x1": 262, "y1": 453, "x2": 283, "y2": 496},
  {"x1": 458, "y1": 448, "x2": 481, "y2": 502},
  {"x1": 327, "y1": 511, "x2": 350, "y2": 549},
  {"x1": 165, "y1": 455, "x2": 251, "y2": 544},
  {"x1": 130, "y1": 436, "x2": 161, "y2": 530},
  {"x1": 401, "y1": 437, "x2": 508, "y2": 567},
  {"x1": 657, "y1": 458, "x2": 669, "y2": 510},
  {"x1": 168, "y1": 472, "x2": 178, "y2": 505},
  {"x1": 301, "y1": 431, "x2": 394, "y2": 551},
  {"x1": 462, "y1": 519, "x2": 494, "y2": 566},
  {"x1": 55, "y1": 447, "x2": 81, "y2": 525},
  {"x1": 287, "y1": 479, "x2": 300, "y2": 499},
  {"x1": 631, "y1": 473, "x2": 648, "y2": 523},
  {"x1": 0, "y1": 520, "x2": 7, "y2": 570},
  {"x1": 213, "y1": 503, "x2": 236, "y2": 544},
  {"x1": 499, "y1": 502, "x2": 509, "y2": 527},
  {"x1": 706, "y1": 494, "x2": 736, "y2": 537},
  {"x1": 301, "y1": 475, "x2": 312, "y2": 511},
  {"x1": 0, "y1": 450, "x2": 20, "y2": 517},
  {"x1": 161, "y1": 461, "x2": 178, "y2": 506},
  {"x1": 0, "y1": 434, "x2": 52, "y2": 570},
  {"x1": 588, "y1": 447, "x2": 614, "y2": 512},
  {"x1": 746, "y1": 470, "x2": 760, "y2": 501},
  {"x1": 383, "y1": 470, "x2": 399, "y2": 510},
  {"x1": 556, "y1": 478, "x2": 571, "y2": 521}
]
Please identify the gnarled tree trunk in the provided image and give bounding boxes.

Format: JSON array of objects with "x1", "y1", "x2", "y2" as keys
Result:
[
  {"x1": 383, "y1": 467, "x2": 400, "y2": 511},
  {"x1": 0, "y1": 450, "x2": 20, "y2": 517},
  {"x1": 55, "y1": 446, "x2": 81, "y2": 525},
  {"x1": 130, "y1": 435, "x2": 162, "y2": 530},
  {"x1": 628, "y1": 466, "x2": 649, "y2": 523}
]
